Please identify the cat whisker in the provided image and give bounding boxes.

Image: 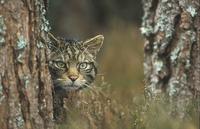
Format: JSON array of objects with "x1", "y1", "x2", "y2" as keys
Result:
[
  {"x1": 46, "y1": 38, "x2": 66, "y2": 56},
  {"x1": 83, "y1": 83, "x2": 97, "y2": 93},
  {"x1": 48, "y1": 45, "x2": 64, "y2": 56},
  {"x1": 53, "y1": 79, "x2": 66, "y2": 85},
  {"x1": 80, "y1": 44, "x2": 89, "y2": 55},
  {"x1": 56, "y1": 78, "x2": 67, "y2": 81},
  {"x1": 96, "y1": 73, "x2": 105, "y2": 76},
  {"x1": 83, "y1": 83, "x2": 93, "y2": 89},
  {"x1": 48, "y1": 32, "x2": 60, "y2": 42}
]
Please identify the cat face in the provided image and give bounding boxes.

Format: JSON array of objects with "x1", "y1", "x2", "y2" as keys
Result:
[{"x1": 48, "y1": 34, "x2": 104, "y2": 93}]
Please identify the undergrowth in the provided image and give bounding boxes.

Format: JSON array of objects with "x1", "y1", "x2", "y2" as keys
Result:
[{"x1": 55, "y1": 78, "x2": 197, "y2": 129}]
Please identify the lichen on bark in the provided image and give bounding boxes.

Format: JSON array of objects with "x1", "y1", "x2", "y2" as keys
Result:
[
  {"x1": 0, "y1": 0, "x2": 54, "y2": 129},
  {"x1": 0, "y1": 15, "x2": 6, "y2": 46},
  {"x1": 0, "y1": 79, "x2": 5, "y2": 104},
  {"x1": 141, "y1": 0, "x2": 199, "y2": 117}
]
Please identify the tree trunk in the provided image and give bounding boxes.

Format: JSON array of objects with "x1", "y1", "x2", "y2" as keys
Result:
[
  {"x1": 141, "y1": 0, "x2": 200, "y2": 117},
  {"x1": 0, "y1": 0, "x2": 54, "y2": 129}
]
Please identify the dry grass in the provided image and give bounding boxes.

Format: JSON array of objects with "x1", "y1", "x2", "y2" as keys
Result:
[
  {"x1": 56, "y1": 23, "x2": 197, "y2": 129},
  {"x1": 56, "y1": 80, "x2": 197, "y2": 129},
  {"x1": 56, "y1": 78, "x2": 145, "y2": 129}
]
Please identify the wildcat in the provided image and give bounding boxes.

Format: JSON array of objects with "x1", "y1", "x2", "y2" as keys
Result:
[{"x1": 48, "y1": 33, "x2": 104, "y2": 96}]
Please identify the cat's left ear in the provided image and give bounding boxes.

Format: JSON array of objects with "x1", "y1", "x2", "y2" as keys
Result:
[{"x1": 82, "y1": 35, "x2": 104, "y2": 56}]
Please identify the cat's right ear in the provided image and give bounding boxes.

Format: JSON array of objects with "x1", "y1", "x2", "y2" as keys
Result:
[
  {"x1": 47, "y1": 32, "x2": 59, "y2": 51},
  {"x1": 82, "y1": 35, "x2": 104, "y2": 56}
]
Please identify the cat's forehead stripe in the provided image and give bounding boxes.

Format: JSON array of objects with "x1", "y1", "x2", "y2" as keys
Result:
[{"x1": 50, "y1": 40, "x2": 95, "y2": 62}]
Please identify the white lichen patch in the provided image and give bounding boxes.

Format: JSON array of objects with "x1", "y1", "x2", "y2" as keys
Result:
[
  {"x1": 185, "y1": 60, "x2": 191, "y2": 69},
  {"x1": 8, "y1": 102, "x2": 24, "y2": 128},
  {"x1": 143, "y1": 62, "x2": 151, "y2": 76},
  {"x1": 186, "y1": 30, "x2": 196, "y2": 43},
  {"x1": 162, "y1": 0, "x2": 169, "y2": 3},
  {"x1": 37, "y1": 41, "x2": 45, "y2": 48},
  {"x1": 16, "y1": 114, "x2": 24, "y2": 128},
  {"x1": 154, "y1": 1, "x2": 179, "y2": 36},
  {"x1": 141, "y1": 0, "x2": 156, "y2": 37},
  {"x1": 154, "y1": 60, "x2": 164, "y2": 73},
  {"x1": 15, "y1": 103, "x2": 24, "y2": 128},
  {"x1": 0, "y1": 15, "x2": 7, "y2": 46},
  {"x1": 0, "y1": 95, "x2": 5, "y2": 104},
  {"x1": 153, "y1": 44, "x2": 158, "y2": 50},
  {"x1": 0, "y1": 37, "x2": 5, "y2": 45},
  {"x1": 170, "y1": 30, "x2": 195, "y2": 67},
  {"x1": 140, "y1": 26, "x2": 154, "y2": 36},
  {"x1": 0, "y1": 83, "x2": 5, "y2": 104},
  {"x1": 23, "y1": 76, "x2": 30, "y2": 88},
  {"x1": 186, "y1": 6, "x2": 197, "y2": 17},
  {"x1": 168, "y1": 71, "x2": 189, "y2": 97},
  {"x1": 152, "y1": 1, "x2": 179, "y2": 57},
  {"x1": 170, "y1": 47, "x2": 180, "y2": 64},
  {"x1": 147, "y1": 75, "x2": 163, "y2": 96},
  {"x1": 39, "y1": 98, "x2": 47, "y2": 110},
  {"x1": 180, "y1": 73, "x2": 187, "y2": 85},
  {"x1": 41, "y1": 19, "x2": 50, "y2": 32},
  {"x1": 17, "y1": 54, "x2": 23, "y2": 63},
  {"x1": 0, "y1": 84, "x2": 3, "y2": 94},
  {"x1": 16, "y1": 35, "x2": 27, "y2": 63},
  {"x1": 151, "y1": 75, "x2": 159, "y2": 84},
  {"x1": 154, "y1": 14, "x2": 170, "y2": 33},
  {"x1": 0, "y1": 0, "x2": 5, "y2": 4},
  {"x1": 36, "y1": 1, "x2": 51, "y2": 32},
  {"x1": 17, "y1": 35, "x2": 27, "y2": 50},
  {"x1": 168, "y1": 78, "x2": 179, "y2": 97}
]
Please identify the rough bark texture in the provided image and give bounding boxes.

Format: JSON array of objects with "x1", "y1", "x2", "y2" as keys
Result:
[
  {"x1": 141, "y1": 0, "x2": 200, "y2": 117},
  {"x1": 0, "y1": 0, "x2": 54, "y2": 129}
]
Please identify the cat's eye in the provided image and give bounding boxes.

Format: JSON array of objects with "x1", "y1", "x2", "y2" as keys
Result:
[
  {"x1": 79, "y1": 62, "x2": 88, "y2": 69},
  {"x1": 54, "y1": 61, "x2": 66, "y2": 69}
]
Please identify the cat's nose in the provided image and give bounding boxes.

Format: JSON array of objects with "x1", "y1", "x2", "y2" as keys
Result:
[{"x1": 68, "y1": 75, "x2": 79, "y2": 81}]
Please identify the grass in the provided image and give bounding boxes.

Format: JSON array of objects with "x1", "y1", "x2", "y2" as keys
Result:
[
  {"x1": 55, "y1": 23, "x2": 198, "y2": 129},
  {"x1": 56, "y1": 81, "x2": 198, "y2": 129}
]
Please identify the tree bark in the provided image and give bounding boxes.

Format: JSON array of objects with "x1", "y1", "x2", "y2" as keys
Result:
[
  {"x1": 141, "y1": 0, "x2": 200, "y2": 117},
  {"x1": 0, "y1": 0, "x2": 54, "y2": 129}
]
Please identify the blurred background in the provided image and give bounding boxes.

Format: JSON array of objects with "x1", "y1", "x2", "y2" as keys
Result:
[{"x1": 47, "y1": 0, "x2": 144, "y2": 103}]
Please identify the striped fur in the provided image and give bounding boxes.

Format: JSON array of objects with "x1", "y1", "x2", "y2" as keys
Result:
[{"x1": 48, "y1": 34, "x2": 104, "y2": 95}]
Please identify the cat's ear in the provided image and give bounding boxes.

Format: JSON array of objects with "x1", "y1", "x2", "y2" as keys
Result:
[
  {"x1": 47, "y1": 32, "x2": 60, "y2": 51},
  {"x1": 82, "y1": 35, "x2": 104, "y2": 56}
]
